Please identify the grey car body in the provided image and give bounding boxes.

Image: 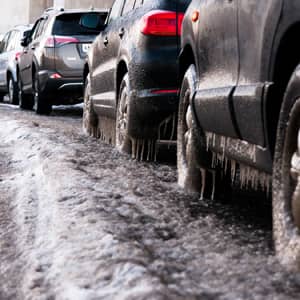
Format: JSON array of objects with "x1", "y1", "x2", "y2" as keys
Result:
[
  {"x1": 178, "y1": 0, "x2": 300, "y2": 269},
  {"x1": 0, "y1": 25, "x2": 32, "y2": 104},
  {"x1": 18, "y1": 8, "x2": 108, "y2": 115}
]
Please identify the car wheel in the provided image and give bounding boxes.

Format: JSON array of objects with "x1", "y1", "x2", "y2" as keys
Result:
[
  {"x1": 33, "y1": 73, "x2": 52, "y2": 115},
  {"x1": 83, "y1": 75, "x2": 98, "y2": 137},
  {"x1": 116, "y1": 73, "x2": 131, "y2": 154},
  {"x1": 273, "y1": 67, "x2": 300, "y2": 270},
  {"x1": 18, "y1": 75, "x2": 34, "y2": 110},
  {"x1": 177, "y1": 65, "x2": 207, "y2": 194},
  {"x1": 0, "y1": 93, "x2": 5, "y2": 102},
  {"x1": 8, "y1": 76, "x2": 19, "y2": 105}
]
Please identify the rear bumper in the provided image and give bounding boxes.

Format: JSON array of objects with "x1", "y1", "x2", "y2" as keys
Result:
[
  {"x1": 127, "y1": 89, "x2": 178, "y2": 139},
  {"x1": 38, "y1": 70, "x2": 83, "y2": 104}
]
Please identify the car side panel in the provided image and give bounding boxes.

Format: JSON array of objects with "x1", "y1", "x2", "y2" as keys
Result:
[
  {"x1": 191, "y1": 0, "x2": 240, "y2": 139},
  {"x1": 232, "y1": 0, "x2": 283, "y2": 147},
  {"x1": 91, "y1": 13, "x2": 125, "y2": 116}
]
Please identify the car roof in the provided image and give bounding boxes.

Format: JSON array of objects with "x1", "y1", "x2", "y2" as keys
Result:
[
  {"x1": 10, "y1": 24, "x2": 32, "y2": 32},
  {"x1": 42, "y1": 7, "x2": 109, "y2": 18}
]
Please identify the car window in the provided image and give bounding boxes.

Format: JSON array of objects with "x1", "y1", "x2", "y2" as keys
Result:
[
  {"x1": 0, "y1": 32, "x2": 10, "y2": 53},
  {"x1": 107, "y1": 0, "x2": 125, "y2": 24},
  {"x1": 14, "y1": 31, "x2": 22, "y2": 49},
  {"x1": 32, "y1": 19, "x2": 43, "y2": 40},
  {"x1": 6, "y1": 31, "x2": 17, "y2": 51},
  {"x1": 52, "y1": 13, "x2": 106, "y2": 36},
  {"x1": 122, "y1": 0, "x2": 136, "y2": 15},
  {"x1": 134, "y1": 0, "x2": 143, "y2": 8},
  {"x1": 35, "y1": 19, "x2": 47, "y2": 38}
]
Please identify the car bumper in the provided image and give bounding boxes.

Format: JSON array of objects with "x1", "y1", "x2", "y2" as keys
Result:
[
  {"x1": 38, "y1": 70, "x2": 83, "y2": 104},
  {"x1": 127, "y1": 89, "x2": 178, "y2": 139}
]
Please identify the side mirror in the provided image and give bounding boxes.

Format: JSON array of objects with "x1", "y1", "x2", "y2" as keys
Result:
[
  {"x1": 21, "y1": 29, "x2": 32, "y2": 47},
  {"x1": 20, "y1": 38, "x2": 28, "y2": 47}
]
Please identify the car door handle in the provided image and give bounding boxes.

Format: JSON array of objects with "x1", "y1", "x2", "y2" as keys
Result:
[
  {"x1": 119, "y1": 28, "x2": 125, "y2": 38},
  {"x1": 103, "y1": 37, "x2": 108, "y2": 46}
]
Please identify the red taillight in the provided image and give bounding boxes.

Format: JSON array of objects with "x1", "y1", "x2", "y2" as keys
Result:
[
  {"x1": 141, "y1": 10, "x2": 184, "y2": 36},
  {"x1": 151, "y1": 89, "x2": 179, "y2": 95},
  {"x1": 50, "y1": 73, "x2": 62, "y2": 79},
  {"x1": 45, "y1": 36, "x2": 79, "y2": 48},
  {"x1": 15, "y1": 52, "x2": 21, "y2": 61}
]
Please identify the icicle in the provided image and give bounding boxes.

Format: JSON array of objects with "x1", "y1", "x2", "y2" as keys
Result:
[
  {"x1": 147, "y1": 140, "x2": 151, "y2": 161},
  {"x1": 154, "y1": 140, "x2": 158, "y2": 162},
  {"x1": 200, "y1": 168, "x2": 206, "y2": 200},
  {"x1": 206, "y1": 132, "x2": 213, "y2": 151},
  {"x1": 224, "y1": 157, "x2": 229, "y2": 174},
  {"x1": 211, "y1": 170, "x2": 216, "y2": 200},
  {"x1": 132, "y1": 138, "x2": 137, "y2": 159},
  {"x1": 170, "y1": 113, "x2": 176, "y2": 142},
  {"x1": 213, "y1": 133, "x2": 216, "y2": 147},
  {"x1": 231, "y1": 160, "x2": 237, "y2": 183},
  {"x1": 141, "y1": 140, "x2": 145, "y2": 160}
]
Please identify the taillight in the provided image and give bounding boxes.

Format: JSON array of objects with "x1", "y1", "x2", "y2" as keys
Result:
[
  {"x1": 15, "y1": 52, "x2": 21, "y2": 61},
  {"x1": 141, "y1": 10, "x2": 184, "y2": 36},
  {"x1": 45, "y1": 35, "x2": 79, "y2": 48},
  {"x1": 151, "y1": 89, "x2": 179, "y2": 95},
  {"x1": 50, "y1": 73, "x2": 62, "y2": 79}
]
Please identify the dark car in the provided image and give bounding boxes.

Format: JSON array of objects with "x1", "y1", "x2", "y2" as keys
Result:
[
  {"x1": 83, "y1": 0, "x2": 190, "y2": 159},
  {"x1": 18, "y1": 8, "x2": 108, "y2": 115},
  {"x1": 178, "y1": 0, "x2": 300, "y2": 269},
  {"x1": 0, "y1": 25, "x2": 32, "y2": 104}
]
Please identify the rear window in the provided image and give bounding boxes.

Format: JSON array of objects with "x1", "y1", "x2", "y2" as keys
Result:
[{"x1": 52, "y1": 12, "x2": 106, "y2": 36}]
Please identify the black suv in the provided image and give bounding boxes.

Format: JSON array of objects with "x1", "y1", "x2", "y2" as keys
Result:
[
  {"x1": 18, "y1": 8, "x2": 108, "y2": 114},
  {"x1": 178, "y1": 0, "x2": 300, "y2": 269},
  {"x1": 83, "y1": 0, "x2": 190, "y2": 159},
  {"x1": 0, "y1": 25, "x2": 31, "y2": 104}
]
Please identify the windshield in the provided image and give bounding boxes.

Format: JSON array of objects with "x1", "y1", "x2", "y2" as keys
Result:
[{"x1": 52, "y1": 12, "x2": 107, "y2": 36}]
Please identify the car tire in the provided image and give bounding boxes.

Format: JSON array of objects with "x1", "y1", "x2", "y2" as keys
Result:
[
  {"x1": 18, "y1": 76, "x2": 34, "y2": 110},
  {"x1": 8, "y1": 76, "x2": 19, "y2": 105},
  {"x1": 115, "y1": 73, "x2": 132, "y2": 154},
  {"x1": 273, "y1": 66, "x2": 300, "y2": 270},
  {"x1": 0, "y1": 93, "x2": 5, "y2": 102},
  {"x1": 177, "y1": 65, "x2": 208, "y2": 193},
  {"x1": 83, "y1": 74, "x2": 98, "y2": 137},
  {"x1": 33, "y1": 73, "x2": 52, "y2": 115}
]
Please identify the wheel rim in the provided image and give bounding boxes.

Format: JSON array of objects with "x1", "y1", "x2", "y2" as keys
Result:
[
  {"x1": 33, "y1": 77, "x2": 39, "y2": 110},
  {"x1": 83, "y1": 82, "x2": 91, "y2": 130},
  {"x1": 290, "y1": 126, "x2": 300, "y2": 229},
  {"x1": 181, "y1": 89, "x2": 192, "y2": 168},
  {"x1": 117, "y1": 89, "x2": 128, "y2": 146},
  {"x1": 8, "y1": 79, "x2": 14, "y2": 102}
]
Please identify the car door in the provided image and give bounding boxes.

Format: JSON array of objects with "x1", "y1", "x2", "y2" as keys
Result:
[
  {"x1": 232, "y1": 0, "x2": 283, "y2": 147},
  {"x1": 91, "y1": 0, "x2": 126, "y2": 118},
  {"x1": 19, "y1": 19, "x2": 44, "y2": 92},
  {"x1": 0, "y1": 32, "x2": 11, "y2": 88},
  {"x1": 192, "y1": 0, "x2": 240, "y2": 139}
]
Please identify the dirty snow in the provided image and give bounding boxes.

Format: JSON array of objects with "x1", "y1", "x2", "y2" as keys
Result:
[{"x1": 0, "y1": 103, "x2": 300, "y2": 299}]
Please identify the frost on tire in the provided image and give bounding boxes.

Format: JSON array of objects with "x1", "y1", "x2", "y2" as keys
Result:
[{"x1": 83, "y1": 75, "x2": 98, "y2": 137}]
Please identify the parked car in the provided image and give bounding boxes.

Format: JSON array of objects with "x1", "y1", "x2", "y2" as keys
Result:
[
  {"x1": 0, "y1": 25, "x2": 32, "y2": 104},
  {"x1": 178, "y1": 0, "x2": 300, "y2": 269},
  {"x1": 83, "y1": 0, "x2": 191, "y2": 160},
  {"x1": 18, "y1": 8, "x2": 108, "y2": 115}
]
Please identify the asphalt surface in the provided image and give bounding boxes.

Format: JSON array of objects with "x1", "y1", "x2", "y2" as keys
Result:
[{"x1": 0, "y1": 103, "x2": 300, "y2": 299}]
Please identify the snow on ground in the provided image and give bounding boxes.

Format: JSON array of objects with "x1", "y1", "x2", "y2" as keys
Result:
[{"x1": 1, "y1": 103, "x2": 300, "y2": 300}]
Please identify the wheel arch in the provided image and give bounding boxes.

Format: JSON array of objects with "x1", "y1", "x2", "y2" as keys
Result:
[
  {"x1": 116, "y1": 60, "x2": 128, "y2": 103},
  {"x1": 267, "y1": 22, "x2": 300, "y2": 155},
  {"x1": 179, "y1": 44, "x2": 196, "y2": 86}
]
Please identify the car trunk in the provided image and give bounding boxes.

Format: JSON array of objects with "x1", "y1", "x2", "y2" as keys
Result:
[{"x1": 52, "y1": 12, "x2": 106, "y2": 77}]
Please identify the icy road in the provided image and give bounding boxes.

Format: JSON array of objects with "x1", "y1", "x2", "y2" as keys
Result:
[{"x1": 1, "y1": 103, "x2": 300, "y2": 300}]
